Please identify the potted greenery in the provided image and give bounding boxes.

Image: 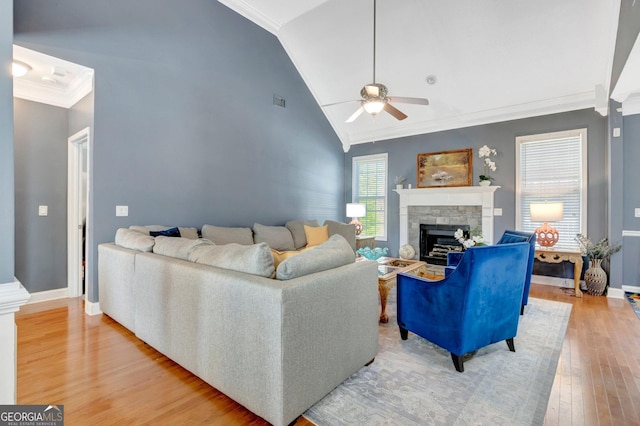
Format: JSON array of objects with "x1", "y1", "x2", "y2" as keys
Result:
[
  {"x1": 394, "y1": 176, "x2": 406, "y2": 190},
  {"x1": 575, "y1": 234, "x2": 622, "y2": 295}
]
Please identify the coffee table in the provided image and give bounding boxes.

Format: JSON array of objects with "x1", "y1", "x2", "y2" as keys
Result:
[{"x1": 375, "y1": 257, "x2": 430, "y2": 323}]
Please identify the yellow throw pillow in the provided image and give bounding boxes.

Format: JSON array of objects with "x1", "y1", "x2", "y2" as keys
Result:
[
  {"x1": 271, "y1": 246, "x2": 315, "y2": 268},
  {"x1": 304, "y1": 224, "x2": 329, "y2": 247}
]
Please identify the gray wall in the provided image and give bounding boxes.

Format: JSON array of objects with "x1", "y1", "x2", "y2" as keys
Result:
[
  {"x1": 14, "y1": 99, "x2": 69, "y2": 293},
  {"x1": 14, "y1": 0, "x2": 343, "y2": 302},
  {"x1": 623, "y1": 113, "x2": 640, "y2": 286},
  {"x1": 345, "y1": 109, "x2": 608, "y2": 260},
  {"x1": 0, "y1": 1, "x2": 14, "y2": 284}
]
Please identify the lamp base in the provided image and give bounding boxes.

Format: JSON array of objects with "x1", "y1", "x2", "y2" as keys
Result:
[
  {"x1": 349, "y1": 218, "x2": 363, "y2": 236},
  {"x1": 535, "y1": 222, "x2": 559, "y2": 247}
]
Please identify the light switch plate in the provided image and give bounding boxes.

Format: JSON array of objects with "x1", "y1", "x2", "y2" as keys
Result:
[
  {"x1": 613, "y1": 127, "x2": 621, "y2": 137},
  {"x1": 493, "y1": 208, "x2": 503, "y2": 216},
  {"x1": 116, "y1": 205, "x2": 129, "y2": 217},
  {"x1": 38, "y1": 205, "x2": 48, "y2": 216},
  {"x1": 635, "y1": 208, "x2": 640, "y2": 218}
]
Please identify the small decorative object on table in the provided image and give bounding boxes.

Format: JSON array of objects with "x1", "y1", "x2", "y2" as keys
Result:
[
  {"x1": 399, "y1": 244, "x2": 416, "y2": 260},
  {"x1": 478, "y1": 144, "x2": 497, "y2": 185},
  {"x1": 356, "y1": 246, "x2": 388, "y2": 261},
  {"x1": 576, "y1": 233, "x2": 622, "y2": 296},
  {"x1": 394, "y1": 176, "x2": 406, "y2": 190},
  {"x1": 454, "y1": 228, "x2": 486, "y2": 248}
]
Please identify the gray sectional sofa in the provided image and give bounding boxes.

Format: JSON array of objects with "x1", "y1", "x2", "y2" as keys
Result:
[{"x1": 98, "y1": 221, "x2": 379, "y2": 426}]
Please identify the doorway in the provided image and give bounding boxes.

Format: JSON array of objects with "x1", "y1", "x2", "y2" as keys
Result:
[{"x1": 68, "y1": 127, "x2": 90, "y2": 298}]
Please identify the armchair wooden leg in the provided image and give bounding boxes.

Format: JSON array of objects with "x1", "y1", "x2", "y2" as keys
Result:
[
  {"x1": 451, "y1": 353, "x2": 464, "y2": 372},
  {"x1": 506, "y1": 338, "x2": 515, "y2": 352},
  {"x1": 399, "y1": 326, "x2": 408, "y2": 340}
]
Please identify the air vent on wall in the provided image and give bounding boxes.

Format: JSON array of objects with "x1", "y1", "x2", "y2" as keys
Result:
[{"x1": 273, "y1": 94, "x2": 286, "y2": 108}]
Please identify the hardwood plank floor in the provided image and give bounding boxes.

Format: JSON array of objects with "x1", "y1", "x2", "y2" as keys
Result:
[{"x1": 15, "y1": 283, "x2": 640, "y2": 425}]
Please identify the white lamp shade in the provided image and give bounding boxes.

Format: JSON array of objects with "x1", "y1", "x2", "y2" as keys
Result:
[
  {"x1": 363, "y1": 99, "x2": 385, "y2": 114},
  {"x1": 530, "y1": 202, "x2": 563, "y2": 222},
  {"x1": 346, "y1": 203, "x2": 366, "y2": 218}
]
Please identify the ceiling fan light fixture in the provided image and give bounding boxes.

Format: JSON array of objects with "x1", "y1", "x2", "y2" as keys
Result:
[
  {"x1": 363, "y1": 99, "x2": 385, "y2": 115},
  {"x1": 12, "y1": 60, "x2": 32, "y2": 77}
]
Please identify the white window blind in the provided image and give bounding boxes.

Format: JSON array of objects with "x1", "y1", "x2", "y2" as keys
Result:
[
  {"x1": 352, "y1": 153, "x2": 388, "y2": 240},
  {"x1": 516, "y1": 129, "x2": 587, "y2": 251}
]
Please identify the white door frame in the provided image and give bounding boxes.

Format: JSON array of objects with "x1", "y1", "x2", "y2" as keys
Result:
[{"x1": 67, "y1": 127, "x2": 91, "y2": 299}]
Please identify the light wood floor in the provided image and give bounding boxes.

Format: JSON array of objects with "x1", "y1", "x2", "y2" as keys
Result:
[{"x1": 15, "y1": 283, "x2": 640, "y2": 425}]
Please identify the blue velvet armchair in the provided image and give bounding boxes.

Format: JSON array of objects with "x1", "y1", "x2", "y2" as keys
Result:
[
  {"x1": 397, "y1": 242, "x2": 531, "y2": 372},
  {"x1": 446, "y1": 230, "x2": 536, "y2": 314}
]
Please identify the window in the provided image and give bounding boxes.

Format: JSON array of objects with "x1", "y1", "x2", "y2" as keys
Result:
[
  {"x1": 352, "y1": 153, "x2": 388, "y2": 240},
  {"x1": 516, "y1": 129, "x2": 587, "y2": 251}
]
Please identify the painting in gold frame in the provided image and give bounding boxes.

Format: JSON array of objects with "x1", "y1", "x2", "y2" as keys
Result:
[{"x1": 417, "y1": 148, "x2": 473, "y2": 188}]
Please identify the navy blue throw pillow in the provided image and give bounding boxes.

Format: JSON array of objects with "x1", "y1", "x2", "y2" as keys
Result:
[{"x1": 149, "y1": 227, "x2": 181, "y2": 238}]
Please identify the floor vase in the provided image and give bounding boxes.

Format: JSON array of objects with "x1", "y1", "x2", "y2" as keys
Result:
[{"x1": 585, "y1": 259, "x2": 608, "y2": 296}]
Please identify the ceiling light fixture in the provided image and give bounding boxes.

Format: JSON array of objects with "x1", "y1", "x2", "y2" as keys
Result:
[
  {"x1": 12, "y1": 60, "x2": 32, "y2": 77},
  {"x1": 363, "y1": 99, "x2": 385, "y2": 115}
]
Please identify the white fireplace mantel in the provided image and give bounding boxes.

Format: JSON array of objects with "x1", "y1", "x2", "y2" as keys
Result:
[{"x1": 395, "y1": 186, "x2": 500, "y2": 248}]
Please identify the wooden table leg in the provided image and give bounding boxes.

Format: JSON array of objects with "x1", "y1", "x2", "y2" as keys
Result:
[
  {"x1": 573, "y1": 256, "x2": 583, "y2": 298},
  {"x1": 378, "y1": 281, "x2": 391, "y2": 323}
]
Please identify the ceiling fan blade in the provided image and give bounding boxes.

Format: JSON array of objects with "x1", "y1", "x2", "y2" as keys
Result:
[
  {"x1": 384, "y1": 103, "x2": 408, "y2": 121},
  {"x1": 321, "y1": 99, "x2": 360, "y2": 108},
  {"x1": 346, "y1": 106, "x2": 365, "y2": 123},
  {"x1": 364, "y1": 85, "x2": 380, "y2": 97},
  {"x1": 389, "y1": 96, "x2": 430, "y2": 106}
]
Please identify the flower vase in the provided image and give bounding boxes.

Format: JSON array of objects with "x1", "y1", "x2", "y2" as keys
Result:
[
  {"x1": 585, "y1": 259, "x2": 608, "y2": 296},
  {"x1": 479, "y1": 180, "x2": 491, "y2": 187}
]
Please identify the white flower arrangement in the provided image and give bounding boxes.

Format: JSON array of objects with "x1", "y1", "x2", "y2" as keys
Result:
[
  {"x1": 478, "y1": 145, "x2": 497, "y2": 182},
  {"x1": 454, "y1": 228, "x2": 486, "y2": 249}
]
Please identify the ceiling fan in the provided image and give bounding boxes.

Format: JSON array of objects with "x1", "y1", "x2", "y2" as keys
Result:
[{"x1": 324, "y1": 0, "x2": 429, "y2": 123}]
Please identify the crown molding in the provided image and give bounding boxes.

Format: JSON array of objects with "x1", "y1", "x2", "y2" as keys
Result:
[
  {"x1": 217, "y1": 0, "x2": 280, "y2": 34},
  {"x1": 14, "y1": 69, "x2": 93, "y2": 109}
]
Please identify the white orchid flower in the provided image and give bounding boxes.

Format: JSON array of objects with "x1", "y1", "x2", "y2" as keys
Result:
[
  {"x1": 454, "y1": 229, "x2": 464, "y2": 240},
  {"x1": 463, "y1": 239, "x2": 476, "y2": 248},
  {"x1": 478, "y1": 145, "x2": 491, "y2": 158}
]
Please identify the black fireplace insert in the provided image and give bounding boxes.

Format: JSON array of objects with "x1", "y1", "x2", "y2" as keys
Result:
[{"x1": 419, "y1": 224, "x2": 470, "y2": 265}]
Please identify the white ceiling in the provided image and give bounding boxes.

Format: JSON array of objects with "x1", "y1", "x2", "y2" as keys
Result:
[
  {"x1": 13, "y1": 45, "x2": 94, "y2": 109},
  {"x1": 220, "y1": 0, "x2": 625, "y2": 151}
]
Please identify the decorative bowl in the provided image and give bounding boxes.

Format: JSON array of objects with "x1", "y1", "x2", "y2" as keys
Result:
[{"x1": 356, "y1": 246, "x2": 388, "y2": 261}]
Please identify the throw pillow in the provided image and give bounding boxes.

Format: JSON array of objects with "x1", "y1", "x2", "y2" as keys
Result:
[
  {"x1": 149, "y1": 227, "x2": 181, "y2": 238},
  {"x1": 129, "y1": 225, "x2": 199, "y2": 240},
  {"x1": 285, "y1": 219, "x2": 320, "y2": 249},
  {"x1": 324, "y1": 220, "x2": 357, "y2": 252},
  {"x1": 189, "y1": 242, "x2": 275, "y2": 278},
  {"x1": 276, "y1": 234, "x2": 355, "y2": 280},
  {"x1": 115, "y1": 228, "x2": 155, "y2": 252},
  {"x1": 304, "y1": 224, "x2": 329, "y2": 247},
  {"x1": 270, "y1": 246, "x2": 314, "y2": 268},
  {"x1": 253, "y1": 223, "x2": 296, "y2": 251},
  {"x1": 201, "y1": 224, "x2": 254, "y2": 245},
  {"x1": 153, "y1": 236, "x2": 213, "y2": 260}
]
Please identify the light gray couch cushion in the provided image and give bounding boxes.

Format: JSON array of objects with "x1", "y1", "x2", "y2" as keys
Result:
[
  {"x1": 201, "y1": 224, "x2": 254, "y2": 245},
  {"x1": 153, "y1": 236, "x2": 214, "y2": 260},
  {"x1": 276, "y1": 234, "x2": 355, "y2": 280},
  {"x1": 129, "y1": 225, "x2": 199, "y2": 240},
  {"x1": 285, "y1": 219, "x2": 320, "y2": 249},
  {"x1": 189, "y1": 242, "x2": 275, "y2": 278},
  {"x1": 253, "y1": 223, "x2": 296, "y2": 251},
  {"x1": 115, "y1": 228, "x2": 155, "y2": 252},
  {"x1": 324, "y1": 220, "x2": 357, "y2": 252}
]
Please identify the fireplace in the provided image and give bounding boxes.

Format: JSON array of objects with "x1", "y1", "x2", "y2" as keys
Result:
[{"x1": 420, "y1": 224, "x2": 470, "y2": 265}]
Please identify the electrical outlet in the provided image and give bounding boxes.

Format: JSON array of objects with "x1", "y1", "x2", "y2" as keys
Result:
[
  {"x1": 635, "y1": 208, "x2": 640, "y2": 218},
  {"x1": 116, "y1": 205, "x2": 128, "y2": 217},
  {"x1": 38, "y1": 205, "x2": 48, "y2": 216}
]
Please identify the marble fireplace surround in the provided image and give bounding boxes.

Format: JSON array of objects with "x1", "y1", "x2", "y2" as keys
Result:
[{"x1": 396, "y1": 186, "x2": 500, "y2": 250}]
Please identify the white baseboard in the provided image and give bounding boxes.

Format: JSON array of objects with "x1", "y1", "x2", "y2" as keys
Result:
[
  {"x1": 85, "y1": 300, "x2": 101, "y2": 316},
  {"x1": 622, "y1": 285, "x2": 640, "y2": 293},
  {"x1": 607, "y1": 287, "x2": 625, "y2": 299},
  {"x1": 532, "y1": 274, "x2": 584, "y2": 289},
  {"x1": 26, "y1": 288, "x2": 68, "y2": 304}
]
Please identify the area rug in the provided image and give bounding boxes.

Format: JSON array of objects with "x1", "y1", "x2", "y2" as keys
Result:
[
  {"x1": 304, "y1": 294, "x2": 571, "y2": 426},
  {"x1": 625, "y1": 293, "x2": 640, "y2": 320}
]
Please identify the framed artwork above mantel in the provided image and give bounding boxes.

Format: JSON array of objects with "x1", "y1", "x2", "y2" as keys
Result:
[{"x1": 416, "y1": 148, "x2": 473, "y2": 188}]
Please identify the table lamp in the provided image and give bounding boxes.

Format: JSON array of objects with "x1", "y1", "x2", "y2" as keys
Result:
[
  {"x1": 346, "y1": 203, "x2": 366, "y2": 236},
  {"x1": 530, "y1": 202, "x2": 563, "y2": 247}
]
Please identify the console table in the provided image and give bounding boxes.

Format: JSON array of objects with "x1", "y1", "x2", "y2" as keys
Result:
[
  {"x1": 375, "y1": 258, "x2": 428, "y2": 323},
  {"x1": 534, "y1": 249, "x2": 583, "y2": 298}
]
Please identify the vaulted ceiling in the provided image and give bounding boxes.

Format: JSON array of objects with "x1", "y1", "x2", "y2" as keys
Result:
[{"x1": 219, "y1": 0, "x2": 624, "y2": 151}]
